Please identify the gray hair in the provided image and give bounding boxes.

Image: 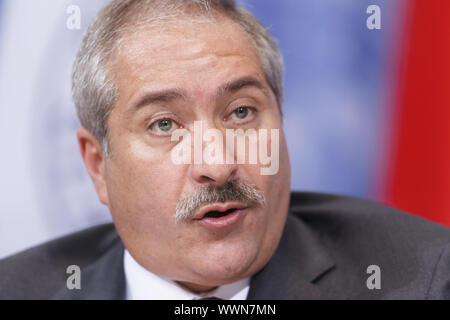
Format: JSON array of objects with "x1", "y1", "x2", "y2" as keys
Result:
[
  {"x1": 72, "y1": 0, "x2": 284, "y2": 155},
  {"x1": 174, "y1": 179, "x2": 265, "y2": 222}
]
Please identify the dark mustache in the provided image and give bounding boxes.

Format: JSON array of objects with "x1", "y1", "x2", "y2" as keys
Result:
[{"x1": 175, "y1": 180, "x2": 265, "y2": 221}]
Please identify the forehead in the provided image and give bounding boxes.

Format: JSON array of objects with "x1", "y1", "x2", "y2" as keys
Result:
[
  {"x1": 109, "y1": 18, "x2": 266, "y2": 102},
  {"x1": 115, "y1": 16, "x2": 259, "y2": 64}
]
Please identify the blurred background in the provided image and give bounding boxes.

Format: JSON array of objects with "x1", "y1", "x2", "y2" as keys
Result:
[{"x1": 0, "y1": 0, "x2": 449, "y2": 259}]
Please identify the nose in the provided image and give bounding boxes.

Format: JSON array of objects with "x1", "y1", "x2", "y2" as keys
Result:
[
  {"x1": 188, "y1": 121, "x2": 238, "y2": 187},
  {"x1": 190, "y1": 161, "x2": 238, "y2": 186}
]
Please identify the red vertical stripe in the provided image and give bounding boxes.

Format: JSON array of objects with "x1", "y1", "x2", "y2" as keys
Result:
[{"x1": 385, "y1": 0, "x2": 450, "y2": 226}]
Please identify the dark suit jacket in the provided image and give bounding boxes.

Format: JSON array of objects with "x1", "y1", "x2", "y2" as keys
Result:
[{"x1": 1, "y1": 192, "x2": 450, "y2": 299}]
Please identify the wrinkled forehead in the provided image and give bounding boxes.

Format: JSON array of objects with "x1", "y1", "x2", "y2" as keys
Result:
[
  {"x1": 107, "y1": 16, "x2": 267, "y2": 108},
  {"x1": 109, "y1": 15, "x2": 260, "y2": 76}
]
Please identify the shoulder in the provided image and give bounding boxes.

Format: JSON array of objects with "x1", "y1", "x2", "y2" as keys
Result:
[
  {"x1": 289, "y1": 191, "x2": 450, "y2": 245},
  {"x1": 288, "y1": 192, "x2": 450, "y2": 299},
  {"x1": 0, "y1": 223, "x2": 120, "y2": 299}
]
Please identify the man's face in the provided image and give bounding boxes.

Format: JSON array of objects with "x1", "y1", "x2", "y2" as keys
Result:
[{"x1": 94, "y1": 17, "x2": 291, "y2": 291}]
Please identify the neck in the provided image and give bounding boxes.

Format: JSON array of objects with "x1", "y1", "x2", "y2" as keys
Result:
[{"x1": 177, "y1": 281, "x2": 218, "y2": 294}]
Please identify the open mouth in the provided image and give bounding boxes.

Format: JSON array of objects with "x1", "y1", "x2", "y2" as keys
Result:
[
  {"x1": 195, "y1": 203, "x2": 249, "y2": 229},
  {"x1": 193, "y1": 202, "x2": 249, "y2": 229},
  {"x1": 202, "y1": 208, "x2": 238, "y2": 219}
]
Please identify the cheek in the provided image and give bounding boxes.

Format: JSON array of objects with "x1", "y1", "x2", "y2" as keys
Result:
[
  {"x1": 255, "y1": 130, "x2": 291, "y2": 212},
  {"x1": 278, "y1": 132, "x2": 291, "y2": 176},
  {"x1": 105, "y1": 139, "x2": 189, "y2": 229},
  {"x1": 238, "y1": 125, "x2": 290, "y2": 191}
]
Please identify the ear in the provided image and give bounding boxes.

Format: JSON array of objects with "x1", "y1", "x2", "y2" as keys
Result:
[{"x1": 77, "y1": 128, "x2": 109, "y2": 206}]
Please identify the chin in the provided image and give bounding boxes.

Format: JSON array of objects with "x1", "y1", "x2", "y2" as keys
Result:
[{"x1": 187, "y1": 242, "x2": 262, "y2": 286}]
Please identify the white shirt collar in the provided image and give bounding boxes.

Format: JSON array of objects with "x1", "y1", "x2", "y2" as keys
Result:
[{"x1": 124, "y1": 249, "x2": 250, "y2": 300}]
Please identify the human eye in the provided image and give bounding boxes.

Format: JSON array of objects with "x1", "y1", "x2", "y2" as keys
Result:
[
  {"x1": 148, "y1": 118, "x2": 181, "y2": 136},
  {"x1": 228, "y1": 106, "x2": 257, "y2": 123}
]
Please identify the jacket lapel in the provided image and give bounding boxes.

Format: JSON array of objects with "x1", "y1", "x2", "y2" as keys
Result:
[
  {"x1": 247, "y1": 214, "x2": 336, "y2": 299},
  {"x1": 52, "y1": 237, "x2": 126, "y2": 300}
]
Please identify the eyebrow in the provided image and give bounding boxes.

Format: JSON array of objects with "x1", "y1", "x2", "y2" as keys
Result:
[
  {"x1": 217, "y1": 76, "x2": 267, "y2": 99},
  {"x1": 128, "y1": 89, "x2": 187, "y2": 115},
  {"x1": 128, "y1": 75, "x2": 268, "y2": 115}
]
